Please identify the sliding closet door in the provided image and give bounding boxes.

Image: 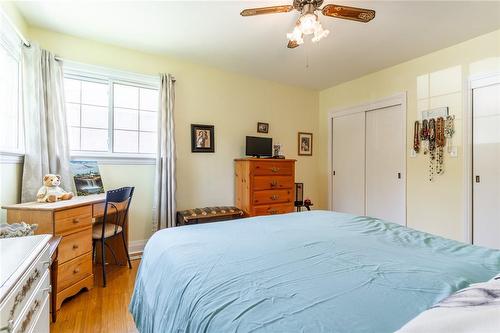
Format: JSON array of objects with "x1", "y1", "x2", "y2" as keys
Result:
[
  {"x1": 365, "y1": 105, "x2": 405, "y2": 225},
  {"x1": 331, "y1": 112, "x2": 365, "y2": 215},
  {"x1": 473, "y1": 82, "x2": 500, "y2": 249}
]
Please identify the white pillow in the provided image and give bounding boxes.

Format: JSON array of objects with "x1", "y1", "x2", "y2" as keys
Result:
[{"x1": 397, "y1": 274, "x2": 500, "y2": 333}]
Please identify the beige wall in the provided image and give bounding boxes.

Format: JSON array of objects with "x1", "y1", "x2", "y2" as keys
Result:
[
  {"x1": 319, "y1": 29, "x2": 500, "y2": 242},
  {"x1": 0, "y1": 22, "x2": 320, "y2": 242}
]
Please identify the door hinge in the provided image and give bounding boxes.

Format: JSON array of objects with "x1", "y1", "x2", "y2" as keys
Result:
[
  {"x1": 397, "y1": 172, "x2": 401, "y2": 179},
  {"x1": 333, "y1": 171, "x2": 336, "y2": 176},
  {"x1": 475, "y1": 175, "x2": 480, "y2": 183}
]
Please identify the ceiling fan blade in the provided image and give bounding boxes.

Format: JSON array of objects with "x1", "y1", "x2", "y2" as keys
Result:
[
  {"x1": 240, "y1": 5, "x2": 293, "y2": 17},
  {"x1": 287, "y1": 40, "x2": 300, "y2": 49},
  {"x1": 321, "y1": 4, "x2": 375, "y2": 23}
]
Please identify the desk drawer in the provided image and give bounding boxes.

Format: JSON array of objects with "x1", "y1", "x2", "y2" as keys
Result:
[
  {"x1": 0, "y1": 245, "x2": 50, "y2": 332},
  {"x1": 252, "y1": 203, "x2": 294, "y2": 216},
  {"x1": 54, "y1": 206, "x2": 92, "y2": 235},
  {"x1": 253, "y1": 189, "x2": 293, "y2": 205},
  {"x1": 253, "y1": 176, "x2": 294, "y2": 190},
  {"x1": 57, "y1": 252, "x2": 92, "y2": 292},
  {"x1": 251, "y1": 162, "x2": 294, "y2": 176},
  {"x1": 12, "y1": 271, "x2": 50, "y2": 333},
  {"x1": 58, "y1": 228, "x2": 92, "y2": 264}
]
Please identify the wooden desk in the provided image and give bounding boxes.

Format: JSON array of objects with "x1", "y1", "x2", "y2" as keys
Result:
[{"x1": 2, "y1": 194, "x2": 128, "y2": 310}]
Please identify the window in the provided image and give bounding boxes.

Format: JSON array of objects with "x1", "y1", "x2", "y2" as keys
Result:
[
  {"x1": 0, "y1": 14, "x2": 23, "y2": 154},
  {"x1": 63, "y1": 65, "x2": 159, "y2": 158}
]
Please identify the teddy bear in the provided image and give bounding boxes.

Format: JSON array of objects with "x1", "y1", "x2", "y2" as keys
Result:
[{"x1": 36, "y1": 174, "x2": 74, "y2": 203}]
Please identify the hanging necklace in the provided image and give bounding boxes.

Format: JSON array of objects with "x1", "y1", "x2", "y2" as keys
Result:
[
  {"x1": 428, "y1": 118, "x2": 436, "y2": 181},
  {"x1": 421, "y1": 119, "x2": 429, "y2": 155},
  {"x1": 436, "y1": 117, "x2": 445, "y2": 175},
  {"x1": 444, "y1": 115, "x2": 455, "y2": 152},
  {"x1": 413, "y1": 121, "x2": 420, "y2": 153}
]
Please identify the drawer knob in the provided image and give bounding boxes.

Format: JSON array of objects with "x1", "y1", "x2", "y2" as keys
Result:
[
  {"x1": 73, "y1": 218, "x2": 80, "y2": 224},
  {"x1": 72, "y1": 244, "x2": 79, "y2": 250},
  {"x1": 268, "y1": 209, "x2": 278, "y2": 215},
  {"x1": 73, "y1": 268, "x2": 80, "y2": 274},
  {"x1": 270, "y1": 180, "x2": 278, "y2": 187},
  {"x1": 271, "y1": 167, "x2": 280, "y2": 173},
  {"x1": 271, "y1": 195, "x2": 279, "y2": 201}
]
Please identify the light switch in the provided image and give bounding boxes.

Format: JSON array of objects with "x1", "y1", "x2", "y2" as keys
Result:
[{"x1": 449, "y1": 146, "x2": 458, "y2": 158}]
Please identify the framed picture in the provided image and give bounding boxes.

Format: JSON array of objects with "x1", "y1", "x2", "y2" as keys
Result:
[
  {"x1": 257, "y1": 122, "x2": 269, "y2": 133},
  {"x1": 191, "y1": 124, "x2": 215, "y2": 153},
  {"x1": 298, "y1": 132, "x2": 313, "y2": 156},
  {"x1": 69, "y1": 160, "x2": 105, "y2": 196}
]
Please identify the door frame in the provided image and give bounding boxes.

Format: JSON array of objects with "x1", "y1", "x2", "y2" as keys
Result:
[
  {"x1": 464, "y1": 73, "x2": 500, "y2": 244},
  {"x1": 327, "y1": 92, "x2": 407, "y2": 225}
]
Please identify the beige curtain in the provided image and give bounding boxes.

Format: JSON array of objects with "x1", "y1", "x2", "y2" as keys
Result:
[
  {"x1": 21, "y1": 45, "x2": 73, "y2": 202},
  {"x1": 152, "y1": 74, "x2": 176, "y2": 231}
]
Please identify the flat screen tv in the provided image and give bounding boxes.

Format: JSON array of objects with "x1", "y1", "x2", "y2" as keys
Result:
[{"x1": 246, "y1": 136, "x2": 272, "y2": 157}]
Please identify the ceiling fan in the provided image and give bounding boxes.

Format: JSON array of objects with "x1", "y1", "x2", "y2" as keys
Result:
[{"x1": 240, "y1": 0, "x2": 375, "y2": 49}]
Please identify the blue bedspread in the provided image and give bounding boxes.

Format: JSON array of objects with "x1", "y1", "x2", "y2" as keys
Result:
[{"x1": 130, "y1": 211, "x2": 500, "y2": 333}]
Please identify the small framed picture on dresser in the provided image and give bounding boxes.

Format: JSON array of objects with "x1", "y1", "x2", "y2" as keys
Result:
[{"x1": 298, "y1": 132, "x2": 313, "y2": 156}]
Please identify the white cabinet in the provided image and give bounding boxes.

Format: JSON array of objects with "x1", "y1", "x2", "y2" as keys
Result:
[
  {"x1": 331, "y1": 102, "x2": 405, "y2": 225},
  {"x1": 473, "y1": 81, "x2": 500, "y2": 249},
  {"x1": 0, "y1": 235, "x2": 52, "y2": 333}
]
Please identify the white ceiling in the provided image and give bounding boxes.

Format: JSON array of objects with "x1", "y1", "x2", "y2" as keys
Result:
[{"x1": 13, "y1": 1, "x2": 500, "y2": 90}]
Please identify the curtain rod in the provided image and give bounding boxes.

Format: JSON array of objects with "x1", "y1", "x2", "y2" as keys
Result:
[{"x1": 1, "y1": 9, "x2": 31, "y2": 47}]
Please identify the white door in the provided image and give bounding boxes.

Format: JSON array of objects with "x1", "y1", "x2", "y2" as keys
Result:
[
  {"x1": 331, "y1": 112, "x2": 365, "y2": 215},
  {"x1": 473, "y1": 82, "x2": 500, "y2": 249},
  {"x1": 365, "y1": 105, "x2": 405, "y2": 225}
]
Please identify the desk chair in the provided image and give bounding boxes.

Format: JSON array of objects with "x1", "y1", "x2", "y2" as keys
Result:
[{"x1": 92, "y1": 187, "x2": 134, "y2": 287}]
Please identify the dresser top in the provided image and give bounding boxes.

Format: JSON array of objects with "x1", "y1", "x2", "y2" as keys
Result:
[
  {"x1": 1, "y1": 193, "x2": 105, "y2": 211},
  {"x1": 234, "y1": 158, "x2": 296, "y2": 162},
  {"x1": 0, "y1": 234, "x2": 51, "y2": 303}
]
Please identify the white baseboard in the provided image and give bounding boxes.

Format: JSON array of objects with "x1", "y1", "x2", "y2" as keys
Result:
[{"x1": 129, "y1": 239, "x2": 147, "y2": 259}]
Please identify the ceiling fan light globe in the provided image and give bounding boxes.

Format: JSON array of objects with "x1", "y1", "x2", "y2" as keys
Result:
[{"x1": 298, "y1": 13, "x2": 317, "y2": 35}]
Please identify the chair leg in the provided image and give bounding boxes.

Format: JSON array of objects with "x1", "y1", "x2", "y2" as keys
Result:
[
  {"x1": 121, "y1": 231, "x2": 132, "y2": 269},
  {"x1": 101, "y1": 238, "x2": 107, "y2": 287},
  {"x1": 104, "y1": 241, "x2": 118, "y2": 265}
]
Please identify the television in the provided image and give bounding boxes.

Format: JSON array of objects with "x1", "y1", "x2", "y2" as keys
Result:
[{"x1": 246, "y1": 136, "x2": 272, "y2": 157}]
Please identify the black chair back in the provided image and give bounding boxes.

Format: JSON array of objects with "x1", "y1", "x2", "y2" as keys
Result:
[{"x1": 101, "y1": 187, "x2": 135, "y2": 237}]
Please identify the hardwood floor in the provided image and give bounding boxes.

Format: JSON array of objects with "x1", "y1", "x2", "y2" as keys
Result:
[{"x1": 51, "y1": 259, "x2": 140, "y2": 333}]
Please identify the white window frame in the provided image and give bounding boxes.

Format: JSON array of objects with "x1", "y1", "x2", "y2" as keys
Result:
[
  {"x1": 0, "y1": 10, "x2": 24, "y2": 160},
  {"x1": 63, "y1": 61, "x2": 160, "y2": 164}
]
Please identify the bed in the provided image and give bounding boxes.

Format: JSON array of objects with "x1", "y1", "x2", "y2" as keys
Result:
[{"x1": 130, "y1": 211, "x2": 500, "y2": 333}]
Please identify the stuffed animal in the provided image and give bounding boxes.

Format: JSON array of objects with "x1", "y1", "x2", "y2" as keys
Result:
[{"x1": 36, "y1": 174, "x2": 74, "y2": 203}]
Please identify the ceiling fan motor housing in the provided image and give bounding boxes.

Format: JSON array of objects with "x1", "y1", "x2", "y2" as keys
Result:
[{"x1": 293, "y1": 0, "x2": 324, "y2": 12}]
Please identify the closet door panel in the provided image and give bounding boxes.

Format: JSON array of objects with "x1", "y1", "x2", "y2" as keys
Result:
[
  {"x1": 473, "y1": 83, "x2": 500, "y2": 249},
  {"x1": 331, "y1": 112, "x2": 365, "y2": 215},
  {"x1": 365, "y1": 105, "x2": 405, "y2": 225}
]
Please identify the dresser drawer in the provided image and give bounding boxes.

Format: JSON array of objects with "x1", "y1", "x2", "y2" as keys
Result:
[
  {"x1": 58, "y1": 228, "x2": 92, "y2": 264},
  {"x1": 54, "y1": 206, "x2": 92, "y2": 235},
  {"x1": 12, "y1": 271, "x2": 50, "y2": 333},
  {"x1": 253, "y1": 189, "x2": 293, "y2": 205},
  {"x1": 253, "y1": 176, "x2": 294, "y2": 190},
  {"x1": 58, "y1": 252, "x2": 92, "y2": 292},
  {"x1": 252, "y1": 203, "x2": 294, "y2": 216},
  {"x1": 0, "y1": 245, "x2": 50, "y2": 332},
  {"x1": 24, "y1": 294, "x2": 49, "y2": 333},
  {"x1": 251, "y1": 162, "x2": 294, "y2": 176}
]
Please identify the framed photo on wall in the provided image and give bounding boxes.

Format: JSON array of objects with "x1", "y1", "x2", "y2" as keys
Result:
[
  {"x1": 298, "y1": 132, "x2": 313, "y2": 156},
  {"x1": 191, "y1": 124, "x2": 215, "y2": 153},
  {"x1": 257, "y1": 122, "x2": 269, "y2": 133}
]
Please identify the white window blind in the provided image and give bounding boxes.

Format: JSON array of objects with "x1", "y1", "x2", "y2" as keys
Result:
[{"x1": 0, "y1": 12, "x2": 23, "y2": 154}]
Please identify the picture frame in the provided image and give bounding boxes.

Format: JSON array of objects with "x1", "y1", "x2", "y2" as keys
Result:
[
  {"x1": 257, "y1": 122, "x2": 269, "y2": 133},
  {"x1": 191, "y1": 124, "x2": 215, "y2": 153},
  {"x1": 69, "y1": 160, "x2": 105, "y2": 196},
  {"x1": 298, "y1": 132, "x2": 313, "y2": 156}
]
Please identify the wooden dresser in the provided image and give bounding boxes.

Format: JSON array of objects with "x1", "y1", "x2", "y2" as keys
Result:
[
  {"x1": 1, "y1": 195, "x2": 117, "y2": 311},
  {"x1": 235, "y1": 158, "x2": 296, "y2": 216},
  {"x1": 0, "y1": 235, "x2": 52, "y2": 333}
]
